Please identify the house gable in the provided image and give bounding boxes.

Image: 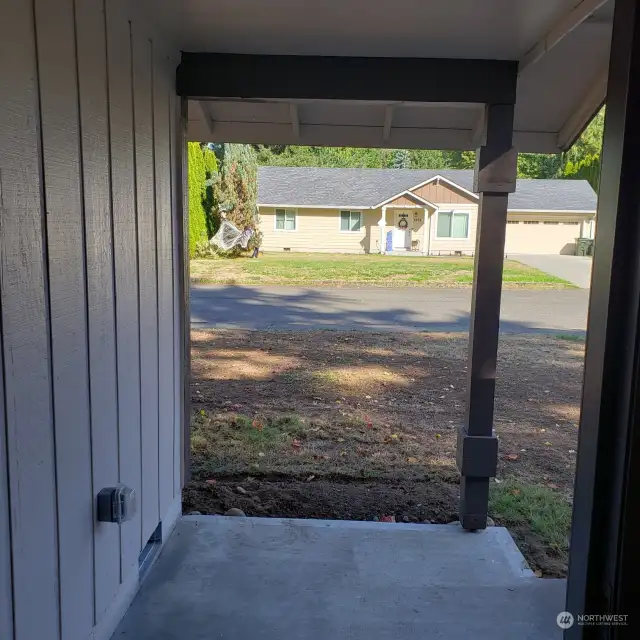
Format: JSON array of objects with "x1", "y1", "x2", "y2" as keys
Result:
[
  {"x1": 411, "y1": 178, "x2": 477, "y2": 205},
  {"x1": 379, "y1": 190, "x2": 436, "y2": 209}
]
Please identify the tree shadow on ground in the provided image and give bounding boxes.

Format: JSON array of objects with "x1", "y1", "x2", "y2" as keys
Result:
[{"x1": 190, "y1": 285, "x2": 587, "y2": 335}]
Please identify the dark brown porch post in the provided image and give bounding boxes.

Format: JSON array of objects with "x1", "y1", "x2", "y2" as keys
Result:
[
  {"x1": 457, "y1": 103, "x2": 516, "y2": 530},
  {"x1": 566, "y1": 0, "x2": 640, "y2": 630}
]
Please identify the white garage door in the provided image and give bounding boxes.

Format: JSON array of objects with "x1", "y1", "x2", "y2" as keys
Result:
[{"x1": 505, "y1": 221, "x2": 582, "y2": 255}]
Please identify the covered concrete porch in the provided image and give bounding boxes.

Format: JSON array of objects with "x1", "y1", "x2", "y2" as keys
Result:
[{"x1": 114, "y1": 517, "x2": 565, "y2": 640}]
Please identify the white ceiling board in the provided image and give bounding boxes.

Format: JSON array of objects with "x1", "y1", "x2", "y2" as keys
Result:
[
  {"x1": 514, "y1": 21, "x2": 611, "y2": 135},
  {"x1": 168, "y1": 0, "x2": 614, "y2": 152},
  {"x1": 147, "y1": 0, "x2": 577, "y2": 59}
]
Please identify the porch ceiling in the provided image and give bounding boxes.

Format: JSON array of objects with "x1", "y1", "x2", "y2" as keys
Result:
[{"x1": 145, "y1": 0, "x2": 613, "y2": 152}]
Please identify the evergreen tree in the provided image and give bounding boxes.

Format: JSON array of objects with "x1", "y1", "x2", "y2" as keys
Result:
[
  {"x1": 391, "y1": 149, "x2": 411, "y2": 169},
  {"x1": 213, "y1": 144, "x2": 262, "y2": 254},
  {"x1": 187, "y1": 142, "x2": 207, "y2": 258}
]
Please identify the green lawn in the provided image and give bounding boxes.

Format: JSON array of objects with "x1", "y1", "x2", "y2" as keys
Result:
[{"x1": 191, "y1": 252, "x2": 572, "y2": 288}]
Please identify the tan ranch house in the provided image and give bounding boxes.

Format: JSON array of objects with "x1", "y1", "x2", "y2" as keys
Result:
[{"x1": 257, "y1": 167, "x2": 597, "y2": 255}]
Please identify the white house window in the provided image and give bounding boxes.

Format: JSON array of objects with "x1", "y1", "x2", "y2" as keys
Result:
[
  {"x1": 275, "y1": 209, "x2": 296, "y2": 231},
  {"x1": 437, "y1": 211, "x2": 469, "y2": 238},
  {"x1": 340, "y1": 210, "x2": 362, "y2": 231}
]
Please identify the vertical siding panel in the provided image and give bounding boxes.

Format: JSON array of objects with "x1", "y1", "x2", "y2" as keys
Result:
[
  {"x1": 106, "y1": 0, "x2": 143, "y2": 574},
  {"x1": 0, "y1": 1, "x2": 59, "y2": 638},
  {"x1": 153, "y1": 51, "x2": 175, "y2": 517},
  {"x1": 33, "y1": 0, "x2": 95, "y2": 636},
  {"x1": 170, "y1": 91, "x2": 182, "y2": 497},
  {"x1": 0, "y1": 334, "x2": 12, "y2": 640},
  {"x1": 74, "y1": 0, "x2": 121, "y2": 621},
  {"x1": 132, "y1": 29, "x2": 160, "y2": 542}
]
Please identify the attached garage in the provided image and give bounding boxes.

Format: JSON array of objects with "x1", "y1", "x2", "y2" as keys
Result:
[
  {"x1": 505, "y1": 214, "x2": 595, "y2": 255},
  {"x1": 504, "y1": 178, "x2": 597, "y2": 255}
]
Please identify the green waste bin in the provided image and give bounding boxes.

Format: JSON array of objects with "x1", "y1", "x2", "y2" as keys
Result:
[{"x1": 575, "y1": 237, "x2": 594, "y2": 256}]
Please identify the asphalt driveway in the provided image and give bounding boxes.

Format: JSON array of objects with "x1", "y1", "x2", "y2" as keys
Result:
[
  {"x1": 191, "y1": 285, "x2": 589, "y2": 334},
  {"x1": 508, "y1": 254, "x2": 593, "y2": 289}
]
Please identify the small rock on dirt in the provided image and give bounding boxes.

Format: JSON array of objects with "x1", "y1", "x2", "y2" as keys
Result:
[
  {"x1": 236, "y1": 486, "x2": 248, "y2": 495},
  {"x1": 402, "y1": 515, "x2": 410, "y2": 523},
  {"x1": 486, "y1": 517, "x2": 495, "y2": 526},
  {"x1": 188, "y1": 510, "x2": 202, "y2": 516},
  {"x1": 225, "y1": 508, "x2": 246, "y2": 517}
]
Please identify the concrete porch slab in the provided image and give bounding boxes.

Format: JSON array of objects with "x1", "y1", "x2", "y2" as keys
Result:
[{"x1": 113, "y1": 517, "x2": 566, "y2": 640}]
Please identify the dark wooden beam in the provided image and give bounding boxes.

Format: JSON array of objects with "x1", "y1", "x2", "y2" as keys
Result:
[
  {"x1": 176, "y1": 53, "x2": 518, "y2": 105},
  {"x1": 458, "y1": 103, "x2": 516, "y2": 531},
  {"x1": 566, "y1": 0, "x2": 640, "y2": 628}
]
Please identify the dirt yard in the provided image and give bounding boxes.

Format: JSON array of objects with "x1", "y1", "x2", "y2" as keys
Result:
[{"x1": 184, "y1": 329, "x2": 583, "y2": 577}]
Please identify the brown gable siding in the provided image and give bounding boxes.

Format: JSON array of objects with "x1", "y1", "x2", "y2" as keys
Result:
[
  {"x1": 385, "y1": 194, "x2": 421, "y2": 207},
  {"x1": 411, "y1": 180, "x2": 476, "y2": 205}
]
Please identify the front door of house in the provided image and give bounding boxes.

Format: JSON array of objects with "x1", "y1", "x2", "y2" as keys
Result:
[{"x1": 393, "y1": 211, "x2": 411, "y2": 250}]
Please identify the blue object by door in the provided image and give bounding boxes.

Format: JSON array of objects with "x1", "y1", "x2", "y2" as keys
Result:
[{"x1": 386, "y1": 230, "x2": 393, "y2": 252}]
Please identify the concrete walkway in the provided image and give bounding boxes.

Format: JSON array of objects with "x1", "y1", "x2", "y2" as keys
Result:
[
  {"x1": 114, "y1": 516, "x2": 566, "y2": 640},
  {"x1": 191, "y1": 285, "x2": 589, "y2": 334},
  {"x1": 508, "y1": 254, "x2": 593, "y2": 289}
]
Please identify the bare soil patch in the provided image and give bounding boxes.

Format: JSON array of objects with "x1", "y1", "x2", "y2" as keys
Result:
[{"x1": 185, "y1": 329, "x2": 584, "y2": 576}]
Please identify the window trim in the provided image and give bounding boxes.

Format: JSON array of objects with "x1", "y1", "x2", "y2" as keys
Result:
[
  {"x1": 435, "y1": 210, "x2": 470, "y2": 239},
  {"x1": 339, "y1": 209, "x2": 363, "y2": 233},
  {"x1": 274, "y1": 208, "x2": 297, "y2": 232}
]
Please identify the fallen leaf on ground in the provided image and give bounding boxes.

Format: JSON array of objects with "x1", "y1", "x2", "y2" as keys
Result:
[
  {"x1": 511, "y1": 489, "x2": 521, "y2": 496},
  {"x1": 307, "y1": 475, "x2": 315, "y2": 482},
  {"x1": 534, "y1": 570, "x2": 543, "y2": 578},
  {"x1": 547, "y1": 483, "x2": 558, "y2": 489},
  {"x1": 251, "y1": 419, "x2": 263, "y2": 431},
  {"x1": 544, "y1": 441, "x2": 552, "y2": 446},
  {"x1": 390, "y1": 433, "x2": 399, "y2": 440},
  {"x1": 503, "y1": 454, "x2": 519, "y2": 461},
  {"x1": 407, "y1": 457, "x2": 419, "y2": 464},
  {"x1": 380, "y1": 515, "x2": 396, "y2": 522},
  {"x1": 205, "y1": 479, "x2": 217, "y2": 485},
  {"x1": 292, "y1": 439, "x2": 302, "y2": 448},
  {"x1": 258, "y1": 452, "x2": 265, "y2": 457},
  {"x1": 337, "y1": 438, "x2": 345, "y2": 443}
]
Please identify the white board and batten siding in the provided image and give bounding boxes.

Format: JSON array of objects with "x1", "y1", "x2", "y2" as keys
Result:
[{"x1": 0, "y1": 1, "x2": 185, "y2": 639}]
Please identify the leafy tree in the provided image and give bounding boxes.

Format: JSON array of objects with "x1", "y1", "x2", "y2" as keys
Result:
[
  {"x1": 517, "y1": 153, "x2": 562, "y2": 179},
  {"x1": 213, "y1": 144, "x2": 262, "y2": 254},
  {"x1": 560, "y1": 107, "x2": 604, "y2": 190},
  {"x1": 408, "y1": 149, "x2": 448, "y2": 169}
]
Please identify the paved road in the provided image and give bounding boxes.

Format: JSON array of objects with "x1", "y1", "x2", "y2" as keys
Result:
[
  {"x1": 191, "y1": 285, "x2": 589, "y2": 334},
  {"x1": 508, "y1": 254, "x2": 593, "y2": 289}
]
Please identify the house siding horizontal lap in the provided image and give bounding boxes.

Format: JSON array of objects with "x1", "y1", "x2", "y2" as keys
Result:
[
  {"x1": 259, "y1": 207, "x2": 378, "y2": 253},
  {"x1": 429, "y1": 203, "x2": 479, "y2": 254}
]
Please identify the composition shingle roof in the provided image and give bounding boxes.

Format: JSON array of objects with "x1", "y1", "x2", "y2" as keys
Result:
[{"x1": 258, "y1": 167, "x2": 598, "y2": 212}]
